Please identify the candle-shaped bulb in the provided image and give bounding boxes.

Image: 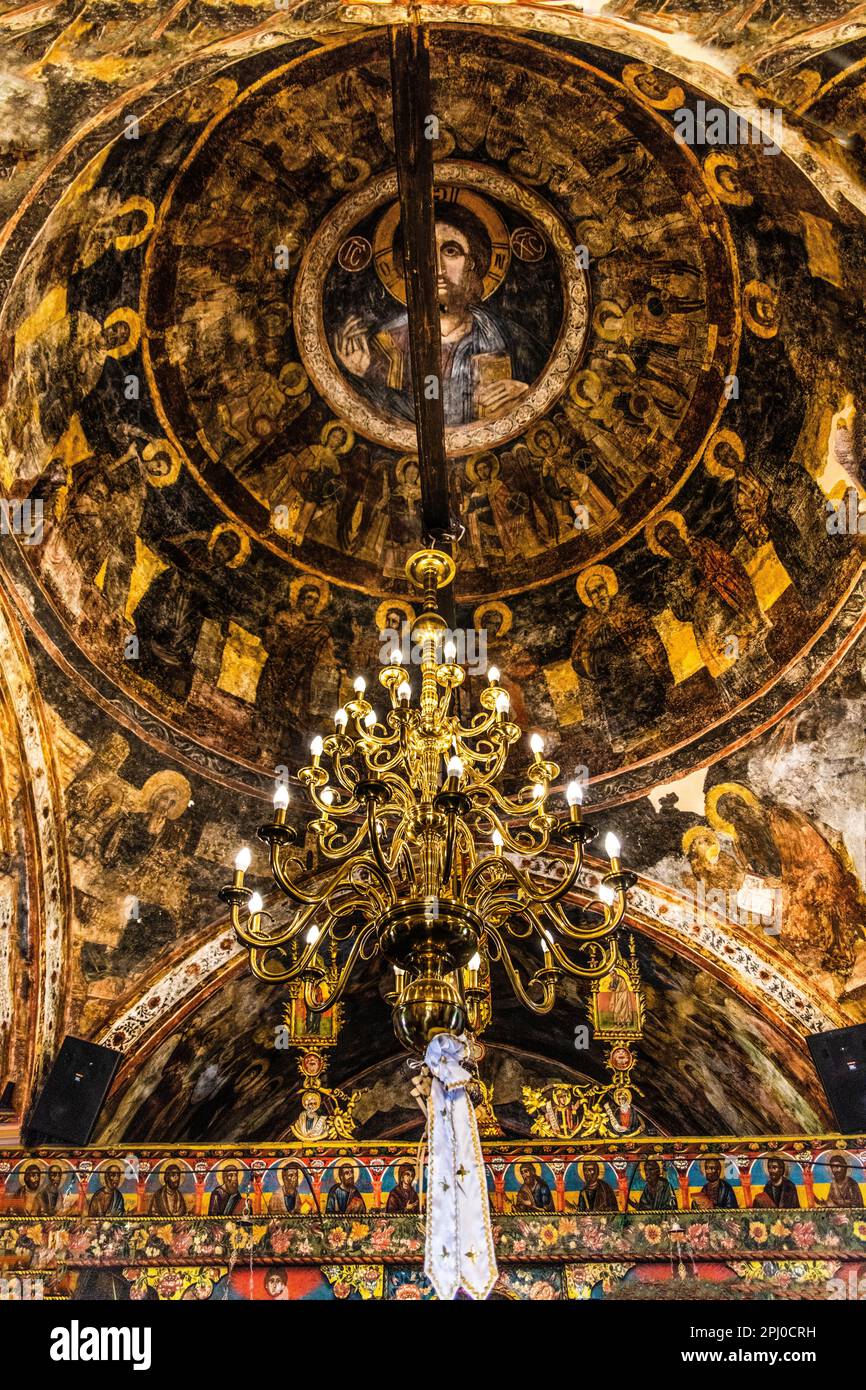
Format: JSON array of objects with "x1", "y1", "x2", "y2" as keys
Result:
[
  {"x1": 310, "y1": 735, "x2": 324, "y2": 759},
  {"x1": 495, "y1": 691, "x2": 509, "y2": 715},
  {"x1": 273, "y1": 784, "x2": 289, "y2": 811},
  {"x1": 488, "y1": 665, "x2": 500, "y2": 684},
  {"x1": 363, "y1": 709, "x2": 376, "y2": 729},
  {"x1": 467, "y1": 951, "x2": 481, "y2": 973},
  {"x1": 530, "y1": 732, "x2": 544, "y2": 756},
  {"x1": 353, "y1": 675, "x2": 366, "y2": 694},
  {"x1": 566, "y1": 780, "x2": 583, "y2": 806},
  {"x1": 248, "y1": 891, "x2": 263, "y2": 915},
  {"x1": 397, "y1": 680, "x2": 411, "y2": 703},
  {"x1": 541, "y1": 929, "x2": 552, "y2": 957},
  {"x1": 605, "y1": 831, "x2": 621, "y2": 860},
  {"x1": 334, "y1": 707, "x2": 348, "y2": 729},
  {"x1": 391, "y1": 648, "x2": 403, "y2": 666},
  {"x1": 234, "y1": 847, "x2": 251, "y2": 873},
  {"x1": 598, "y1": 882, "x2": 615, "y2": 906},
  {"x1": 443, "y1": 638, "x2": 457, "y2": 662},
  {"x1": 446, "y1": 754, "x2": 463, "y2": 780},
  {"x1": 306, "y1": 924, "x2": 320, "y2": 946},
  {"x1": 492, "y1": 828, "x2": 504, "y2": 849},
  {"x1": 533, "y1": 782, "x2": 545, "y2": 800},
  {"x1": 321, "y1": 787, "x2": 334, "y2": 807}
]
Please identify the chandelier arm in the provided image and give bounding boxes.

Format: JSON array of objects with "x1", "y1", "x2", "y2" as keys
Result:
[
  {"x1": 462, "y1": 853, "x2": 507, "y2": 902},
  {"x1": 551, "y1": 934, "x2": 619, "y2": 980},
  {"x1": 230, "y1": 898, "x2": 318, "y2": 950},
  {"x1": 371, "y1": 818, "x2": 415, "y2": 881},
  {"x1": 360, "y1": 723, "x2": 402, "y2": 753},
  {"x1": 332, "y1": 745, "x2": 361, "y2": 790},
  {"x1": 454, "y1": 707, "x2": 499, "y2": 740},
  {"x1": 508, "y1": 824, "x2": 556, "y2": 855},
  {"x1": 488, "y1": 924, "x2": 557, "y2": 1015},
  {"x1": 315, "y1": 819, "x2": 369, "y2": 860},
  {"x1": 345, "y1": 855, "x2": 397, "y2": 907},
  {"x1": 474, "y1": 842, "x2": 583, "y2": 905},
  {"x1": 271, "y1": 844, "x2": 378, "y2": 906},
  {"x1": 302, "y1": 923, "x2": 378, "y2": 1012},
  {"x1": 462, "y1": 741, "x2": 510, "y2": 785},
  {"x1": 379, "y1": 774, "x2": 415, "y2": 812},
  {"x1": 243, "y1": 908, "x2": 341, "y2": 978},
  {"x1": 362, "y1": 743, "x2": 406, "y2": 775},
  {"x1": 308, "y1": 784, "x2": 358, "y2": 818},
  {"x1": 545, "y1": 895, "x2": 623, "y2": 940},
  {"x1": 247, "y1": 947, "x2": 296, "y2": 981},
  {"x1": 269, "y1": 842, "x2": 334, "y2": 905},
  {"x1": 470, "y1": 783, "x2": 546, "y2": 820}
]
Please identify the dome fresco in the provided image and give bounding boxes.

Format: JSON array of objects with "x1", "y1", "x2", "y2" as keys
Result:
[{"x1": 0, "y1": 2, "x2": 864, "y2": 1140}]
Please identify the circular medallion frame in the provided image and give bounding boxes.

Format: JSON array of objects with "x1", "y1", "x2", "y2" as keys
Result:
[{"x1": 293, "y1": 160, "x2": 590, "y2": 457}]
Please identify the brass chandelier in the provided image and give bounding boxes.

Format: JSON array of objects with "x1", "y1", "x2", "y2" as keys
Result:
[{"x1": 221, "y1": 548, "x2": 635, "y2": 1053}]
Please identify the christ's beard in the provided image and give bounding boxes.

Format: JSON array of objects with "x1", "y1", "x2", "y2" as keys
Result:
[{"x1": 437, "y1": 281, "x2": 471, "y2": 316}]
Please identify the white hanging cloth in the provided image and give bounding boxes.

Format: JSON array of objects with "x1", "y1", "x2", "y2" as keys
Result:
[{"x1": 423, "y1": 1033, "x2": 498, "y2": 1300}]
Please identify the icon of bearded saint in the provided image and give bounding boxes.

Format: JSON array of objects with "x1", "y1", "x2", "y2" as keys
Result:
[{"x1": 333, "y1": 202, "x2": 546, "y2": 427}]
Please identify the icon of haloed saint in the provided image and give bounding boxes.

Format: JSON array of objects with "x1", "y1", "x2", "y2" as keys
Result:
[
  {"x1": 596, "y1": 971, "x2": 640, "y2": 1033},
  {"x1": 332, "y1": 191, "x2": 549, "y2": 427}
]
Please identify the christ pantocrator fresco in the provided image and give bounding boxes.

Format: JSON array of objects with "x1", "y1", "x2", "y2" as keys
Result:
[{"x1": 332, "y1": 196, "x2": 546, "y2": 428}]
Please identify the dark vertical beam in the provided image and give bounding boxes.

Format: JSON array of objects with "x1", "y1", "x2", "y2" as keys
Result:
[{"x1": 388, "y1": 25, "x2": 451, "y2": 549}]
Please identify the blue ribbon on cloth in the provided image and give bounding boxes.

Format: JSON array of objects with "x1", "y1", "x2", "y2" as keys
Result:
[{"x1": 423, "y1": 1033, "x2": 498, "y2": 1300}]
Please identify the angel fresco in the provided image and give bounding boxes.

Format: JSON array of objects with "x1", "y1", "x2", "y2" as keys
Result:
[
  {"x1": 499, "y1": 436, "x2": 558, "y2": 549},
  {"x1": 382, "y1": 455, "x2": 424, "y2": 574},
  {"x1": 65, "y1": 731, "x2": 129, "y2": 855},
  {"x1": 98, "y1": 770, "x2": 191, "y2": 873},
  {"x1": 706, "y1": 783, "x2": 866, "y2": 978},
  {"x1": 524, "y1": 420, "x2": 616, "y2": 540},
  {"x1": 463, "y1": 453, "x2": 516, "y2": 565},
  {"x1": 571, "y1": 564, "x2": 672, "y2": 752},
  {"x1": 680, "y1": 827, "x2": 743, "y2": 901}
]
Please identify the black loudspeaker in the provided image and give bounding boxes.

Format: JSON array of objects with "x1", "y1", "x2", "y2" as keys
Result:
[
  {"x1": 807, "y1": 1024, "x2": 866, "y2": 1133},
  {"x1": 23, "y1": 1036, "x2": 121, "y2": 1146}
]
